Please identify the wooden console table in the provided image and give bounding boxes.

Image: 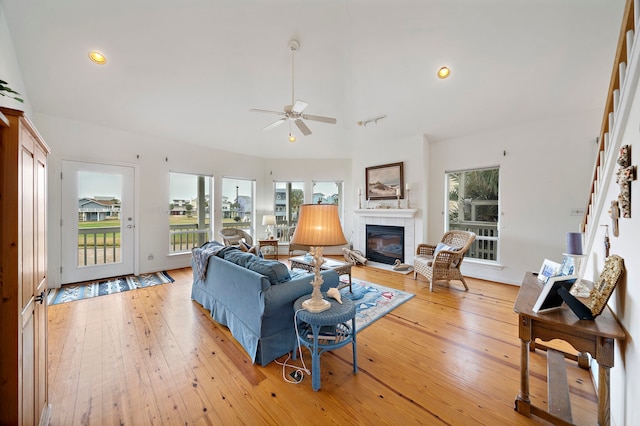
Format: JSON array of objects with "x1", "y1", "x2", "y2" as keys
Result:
[{"x1": 513, "y1": 272, "x2": 625, "y2": 426}]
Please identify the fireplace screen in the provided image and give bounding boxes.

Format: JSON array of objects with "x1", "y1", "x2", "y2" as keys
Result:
[{"x1": 366, "y1": 225, "x2": 404, "y2": 265}]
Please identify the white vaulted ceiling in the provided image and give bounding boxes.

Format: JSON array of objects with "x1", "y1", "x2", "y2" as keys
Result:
[{"x1": 0, "y1": 0, "x2": 626, "y2": 158}]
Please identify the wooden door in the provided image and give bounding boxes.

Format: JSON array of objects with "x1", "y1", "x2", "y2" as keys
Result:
[
  {"x1": 0, "y1": 107, "x2": 50, "y2": 425},
  {"x1": 34, "y1": 137, "x2": 49, "y2": 422},
  {"x1": 20, "y1": 122, "x2": 37, "y2": 425},
  {"x1": 19, "y1": 121, "x2": 49, "y2": 424}
]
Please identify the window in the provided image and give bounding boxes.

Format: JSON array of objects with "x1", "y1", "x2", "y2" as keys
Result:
[
  {"x1": 222, "y1": 177, "x2": 255, "y2": 235},
  {"x1": 312, "y1": 181, "x2": 344, "y2": 220},
  {"x1": 446, "y1": 167, "x2": 499, "y2": 261},
  {"x1": 273, "y1": 181, "x2": 304, "y2": 241},
  {"x1": 169, "y1": 172, "x2": 212, "y2": 254}
]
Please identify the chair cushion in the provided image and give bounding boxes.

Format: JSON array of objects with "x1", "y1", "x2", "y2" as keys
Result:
[{"x1": 414, "y1": 255, "x2": 433, "y2": 267}]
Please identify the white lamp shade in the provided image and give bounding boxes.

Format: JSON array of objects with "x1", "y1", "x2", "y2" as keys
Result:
[
  {"x1": 290, "y1": 204, "x2": 347, "y2": 247},
  {"x1": 262, "y1": 214, "x2": 277, "y2": 226}
]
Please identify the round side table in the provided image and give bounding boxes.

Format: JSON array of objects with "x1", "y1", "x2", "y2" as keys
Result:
[{"x1": 293, "y1": 294, "x2": 357, "y2": 391}]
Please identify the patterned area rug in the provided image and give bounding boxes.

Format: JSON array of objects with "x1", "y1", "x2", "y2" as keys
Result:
[
  {"x1": 47, "y1": 271, "x2": 174, "y2": 305},
  {"x1": 339, "y1": 278, "x2": 414, "y2": 332}
]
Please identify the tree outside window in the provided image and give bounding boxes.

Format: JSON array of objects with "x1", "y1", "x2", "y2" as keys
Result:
[
  {"x1": 273, "y1": 181, "x2": 304, "y2": 241},
  {"x1": 222, "y1": 178, "x2": 255, "y2": 233}
]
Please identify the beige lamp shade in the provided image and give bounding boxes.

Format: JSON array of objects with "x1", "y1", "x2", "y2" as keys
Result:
[
  {"x1": 290, "y1": 204, "x2": 347, "y2": 247},
  {"x1": 262, "y1": 214, "x2": 277, "y2": 226}
]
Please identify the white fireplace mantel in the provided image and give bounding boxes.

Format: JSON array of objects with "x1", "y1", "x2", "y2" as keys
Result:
[
  {"x1": 353, "y1": 209, "x2": 418, "y2": 266},
  {"x1": 354, "y1": 208, "x2": 417, "y2": 218}
]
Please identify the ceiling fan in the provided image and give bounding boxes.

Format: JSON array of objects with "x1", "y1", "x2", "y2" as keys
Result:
[{"x1": 250, "y1": 39, "x2": 337, "y2": 141}]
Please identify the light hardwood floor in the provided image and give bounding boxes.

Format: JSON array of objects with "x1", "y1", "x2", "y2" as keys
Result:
[{"x1": 47, "y1": 260, "x2": 597, "y2": 425}]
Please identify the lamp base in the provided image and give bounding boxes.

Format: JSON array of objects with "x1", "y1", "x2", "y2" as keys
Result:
[{"x1": 302, "y1": 297, "x2": 331, "y2": 313}]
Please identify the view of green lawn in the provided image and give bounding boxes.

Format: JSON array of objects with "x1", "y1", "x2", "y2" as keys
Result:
[{"x1": 77, "y1": 216, "x2": 248, "y2": 250}]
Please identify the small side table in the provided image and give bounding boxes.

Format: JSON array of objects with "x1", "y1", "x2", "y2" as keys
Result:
[
  {"x1": 293, "y1": 294, "x2": 357, "y2": 391},
  {"x1": 258, "y1": 239, "x2": 279, "y2": 259}
]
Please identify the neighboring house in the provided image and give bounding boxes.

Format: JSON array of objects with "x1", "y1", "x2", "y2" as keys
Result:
[
  {"x1": 78, "y1": 197, "x2": 120, "y2": 221},
  {"x1": 170, "y1": 198, "x2": 198, "y2": 216}
]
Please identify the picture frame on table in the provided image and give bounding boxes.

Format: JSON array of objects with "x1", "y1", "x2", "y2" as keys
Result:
[
  {"x1": 559, "y1": 255, "x2": 576, "y2": 276},
  {"x1": 586, "y1": 254, "x2": 624, "y2": 317},
  {"x1": 537, "y1": 258, "x2": 561, "y2": 283},
  {"x1": 365, "y1": 162, "x2": 404, "y2": 200},
  {"x1": 532, "y1": 275, "x2": 578, "y2": 313}
]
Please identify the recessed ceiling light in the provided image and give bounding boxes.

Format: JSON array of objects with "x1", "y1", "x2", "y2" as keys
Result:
[
  {"x1": 437, "y1": 66, "x2": 450, "y2": 79},
  {"x1": 88, "y1": 51, "x2": 107, "y2": 65}
]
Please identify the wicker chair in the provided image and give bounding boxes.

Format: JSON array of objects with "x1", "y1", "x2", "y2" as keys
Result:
[
  {"x1": 413, "y1": 230, "x2": 476, "y2": 292},
  {"x1": 219, "y1": 228, "x2": 253, "y2": 247}
]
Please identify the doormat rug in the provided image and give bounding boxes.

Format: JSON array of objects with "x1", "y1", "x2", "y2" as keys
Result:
[
  {"x1": 339, "y1": 279, "x2": 414, "y2": 333},
  {"x1": 47, "y1": 271, "x2": 174, "y2": 305}
]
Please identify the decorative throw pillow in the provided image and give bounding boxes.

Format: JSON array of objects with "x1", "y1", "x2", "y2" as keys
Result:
[
  {"x1": 223, "y1": 250, "x2": 256, "y2": 268},
  {"x1": 433, "y1": 242, "x2": 460, "y2": 258},
  {"x1": 247, "y1": 259, "x2": 291, "y2": 285}
]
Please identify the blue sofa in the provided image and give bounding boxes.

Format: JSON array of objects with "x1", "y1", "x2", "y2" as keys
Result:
[{"x1": 191, "y1": 242, "x2": 339, "y2": 366}]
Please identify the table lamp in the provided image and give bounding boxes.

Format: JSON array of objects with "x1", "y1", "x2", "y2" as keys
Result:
[
  {"x1": 290, "y1": 204, "x2": 347, "y2": 312},
  {"x1": 262, "y1": 214, "x2": 277, "y2": 239}
]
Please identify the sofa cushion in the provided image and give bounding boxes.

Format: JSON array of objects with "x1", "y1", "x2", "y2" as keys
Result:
[
  {"x1": 223, "y1": 250, "x2": 258, "y2": 268},
  {"x1": 246, "y1": 259, "x2": 291, "y2": 285}
]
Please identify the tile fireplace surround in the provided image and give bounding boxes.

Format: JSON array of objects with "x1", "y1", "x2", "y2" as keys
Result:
[{"x1": 354, "y1": 209, "x2": 418, "y2": 266}]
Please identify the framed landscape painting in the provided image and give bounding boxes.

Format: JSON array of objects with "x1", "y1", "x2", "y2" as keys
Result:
[{"x1": 366, "y1": 162, "x2": 404, "y2": 200}]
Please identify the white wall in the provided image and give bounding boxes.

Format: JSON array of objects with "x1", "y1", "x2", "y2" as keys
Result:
[
  {"x1": 0, "y1": 4, "x2": 31, "y2": 115},
  {"x1": 427, "y1": 114, "x2": 599, "y2": 285},
  {"x1": 349, "y1": 132, "x2": 426, "y2": 254}
]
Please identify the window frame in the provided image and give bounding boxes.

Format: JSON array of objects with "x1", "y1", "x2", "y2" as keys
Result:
[
  {"x1": 445, "y1": 166, "x2": 500, "y2": 262},
  {"x1": 273, "y1": 181, "x2": 305, "y2": 242},
  {"x1": 221, "y1": 177, "x2": 256, "y2": 238},
  {"x1": 169, "y1": 171, "x2": 212, "y2": 254}
]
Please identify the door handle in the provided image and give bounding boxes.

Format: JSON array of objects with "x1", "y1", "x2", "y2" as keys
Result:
[
  {"x1": 127, "y1": 224, "x2": 134, "y2": 228},
  {"x1": 35, "y1": 291, "x2": 46, "y2": 304}
]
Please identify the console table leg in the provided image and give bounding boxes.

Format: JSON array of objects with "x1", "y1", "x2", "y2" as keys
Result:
[
  {"x1": 516, "y1": 338, "x2": 531, "y2": 416},
  {"x1": 516, "y1": 315, "x2": 531, "y2": 416}
]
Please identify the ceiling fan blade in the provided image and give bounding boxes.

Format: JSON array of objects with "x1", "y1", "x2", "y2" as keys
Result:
[
  {"x1": 302, "y1": 114, "x2": 337, "y2": 124},
  {"x1": 294, "y1": 119, "x2": 312, "y2": 136},
  {"x1": 250, "y1": 108, "x2": 285, "y2": 116},
  {"x1": 263, "y1": 118, "x2": 287, "y2": 130},
  {"x1": 291, "y1": 100, "x2": 308, "y2": 114}
]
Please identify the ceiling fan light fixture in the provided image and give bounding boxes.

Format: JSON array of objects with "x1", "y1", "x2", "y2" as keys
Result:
[
  {"x1": 89, "y1": 51, "x2": 107, "y2": 65},
  {"x1": 288, "y1": 133, "x2": 296, "y2": 143},
  {"x1": 437, "y1": 66, "x2": 450, "y2": 79}
]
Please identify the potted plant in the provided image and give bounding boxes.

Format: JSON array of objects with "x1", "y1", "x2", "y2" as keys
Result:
[{"x1": 0, "y1": 79, "x2": 24, "y2": 103}]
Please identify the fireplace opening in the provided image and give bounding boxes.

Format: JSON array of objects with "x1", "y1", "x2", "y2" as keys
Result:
[{"x1": 366, "y1": 224, "x2": 404, "y2": 265}]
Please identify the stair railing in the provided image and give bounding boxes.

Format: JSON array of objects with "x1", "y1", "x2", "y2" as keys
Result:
[{"x1": 582, "y1": 0, "x2": 636, "y2": 238}]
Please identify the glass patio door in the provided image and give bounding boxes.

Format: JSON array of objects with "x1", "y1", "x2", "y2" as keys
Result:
[{"x1": 60, "y1": 160, "x2": 135, "y2": 284}]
